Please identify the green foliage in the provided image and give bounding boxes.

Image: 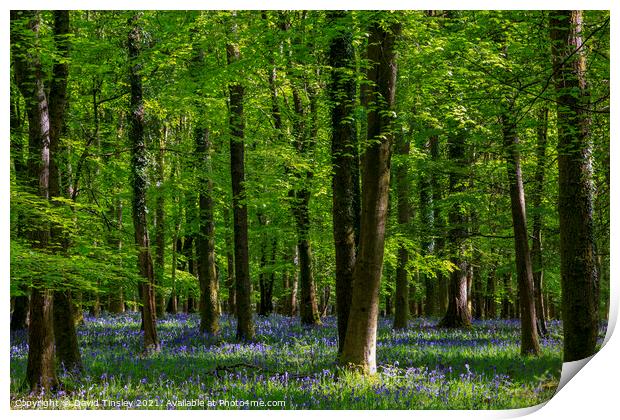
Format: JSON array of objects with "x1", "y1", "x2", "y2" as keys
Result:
[{"x1": 10, "y1": 10, "x2": 609, "y2": 318}]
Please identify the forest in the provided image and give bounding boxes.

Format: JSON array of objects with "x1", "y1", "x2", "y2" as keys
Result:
[{"x1": 9, "y1": 10, "x2": 610, "y2": 410}]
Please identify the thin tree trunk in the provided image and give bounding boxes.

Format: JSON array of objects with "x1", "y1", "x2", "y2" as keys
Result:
[
  {"x1": 227, "y1": 22, "x2": 254, "y2": 341},
  {"x1": 109, "y1": 200, "x2": 125, "y2": 313},
  {"x1": 128, "y1": 14, "x2": 159, "y2": 352},
  {"x1": 472, "y1": 256, "x2": 484, "y2": 320},
  {"x1": 290, "y1": 86, "x2": 321, "y2": 326},
  {"x1": 550, "y1": 10, "x2": 599, "y2": 362},
  {"x1": 486, "y1": 264, "x2": 497, "y2": 318},
  {"x1": 154, "y1": 125, "x2": 167, "y2": 318},
  {"x1": 167, "y1": 229, "x2": 178, "y2": 314},
  {"x1": 502, "y1": 110, "x2": 540, "y2": 355},
  {"x1": 502, "y1": 273, "x2": 513, "y2": 318},
  {"x1": 420, "y1": 137, "x2": 437, "y2": 316},
  {"x1": 224, "y1": 207, "x2": 236, "y2": 315},
  {"x1": 340, "y1": 20, "x2": 400, "y2": 374},
  {"x1": 283, "y1": 245, "x2": 298, "y2": 316},
  {"x1": 531, "y1": 106, "x2": 549, "y2": 336},
  {"x1": 430, "y1": 135, "x2": 447, "y2": 314},
  {"x1": 393, "y1": 128, "x2": 411, "y2": 330},
  {"x1": 258, "y1": 218, "x2": 270, "y2": 317},
  {"x1": 196, "y1": 127, "x2": 219, "y2": 334}
]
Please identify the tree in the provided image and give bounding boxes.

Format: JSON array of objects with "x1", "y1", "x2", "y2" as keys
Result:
[
  {"x1": 340, "y1": 18, "x2": 401, "y2": 374},
  {"x1": 430, "y1": 135, "x2": 448, "y2": 314},
  {"x1": 154, "y1": 125, "x2": 167, "y2": 318},
  {"x1": 191, "y1": 40, "x2": 220, "y2": 335},
  {"x1": 438, "y1": 129, "x2": 471, "y2": 328},
  {"x1": 196, "y1": 128, "x2": 220, "y2": 334},
  {"x1": 327, "y1": 10, "x2": 359, "y2": 352},
  {"x1": 419, "y1": 135, "x2": 437, "y2": 316},
  {"x1": 531, "y1": 106, "x2": 549, "y2": 337},
  {"x1": 392, "y1": 128, "x2": 411, "y2": 329},
  {"x1": 127, "y1": 13, "x2": 159, "y2": 352},
  {"x1": 550, "y1": 10, "x2": 599, "y2": 362},
  {"x1": 228, "y1": 14, "x2": 254, "y2": 341},
  {"x1": 284, "y1": 12, "x2": 321, "y2": 326},
  {"x1": 501, "y1": 106, "x2": 540, "y2": 356},
  {"x1": 48, "y1": 9, "x2": 83, "y2": 373},
  {"x1": 11, "y1": 10, "x2": 59, "y2": 393}
]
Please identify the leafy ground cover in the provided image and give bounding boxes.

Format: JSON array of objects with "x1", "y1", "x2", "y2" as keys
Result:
[{"x1": 10, "y1": 313, "x2": 569, "y2": 409}]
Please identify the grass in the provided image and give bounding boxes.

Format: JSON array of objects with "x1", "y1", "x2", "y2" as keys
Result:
[{"x1": 10, "y1": 312, "x2": 571, "y2": 409}]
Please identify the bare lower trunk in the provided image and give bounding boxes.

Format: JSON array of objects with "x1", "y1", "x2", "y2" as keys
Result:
[
  {"x1": 438, "y1": 131, "x2": 471, "y2": 328},
  {"x1": 11, "y1": 295, "x2": 29, "y2": 331},
  {"x1": 27, "y1": 289, "x2": 58, "y2": 393},
  {"x1": 224, "y1": 207, "x2": 236, "y2": 315},
  {"x1": 53, "y1": 290, "x2": 82, "y2": 373}
]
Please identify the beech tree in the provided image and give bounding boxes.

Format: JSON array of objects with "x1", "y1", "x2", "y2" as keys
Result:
[
  {"x1": 228, "y1": 14, "x2": 254, "y2": 341},
  {"x1": 501, "y1": 105, "x2": 540, "y2": 355},
  {"x1": 48, "y1": 10, "x2": 83, "y2": 373},
  {"x1": 12, "y1": 9, "x2": 59, "y2": 393},
  {"x1": 128, "y1": 13, "x2": 159, "y2": 351},
  {"x1": 550, "y1": 10, "x2": 599, "y2": 362},
  {"x1": 438, "y1": 129, "x2": 471, "y2": 328},
  {"x1": 340, "y1": 17, "x2": 401, "y2": 374},
  {"x1": 328, "y1": 10, "x2": 359, "y2": 352}
]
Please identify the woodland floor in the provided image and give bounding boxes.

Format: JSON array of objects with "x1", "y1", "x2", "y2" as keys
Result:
[{"x1": 10, "y1": 313, "x2": 602, "y2": 410}]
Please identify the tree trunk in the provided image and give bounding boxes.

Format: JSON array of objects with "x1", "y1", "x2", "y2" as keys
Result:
[
  {"x1": 340, "y1": 19, "x2": 400, "y2": 374},
  {"x1": 328, "y1": 10, "x2": 359, "y2": 354},
  {"x1": 11, "y1": 296, "x2": 29, "y2": 331},
  {"x1": 109, "y1": 200, "x2": 125, "y2": 313},
  {"x1": 420, "y1": 136, "x2": 437, "y2": 316},
  {"x1": 550, "y1": 10, "x2": 599, "y2": 362},
  {"x1": 167, "y1": 230, "x2": 178, "y2": 314},
  {"x1": 502, "y1": 273, "x2": 513, "y2": 318},
  {"x1": 283, "y1": 245, "x2": 299, "y2": 316},
  {"x1": 154, "y1": 126, "x2": 167, "y2": 319},
  {"x1": 472, "y1": 258, "x2": 484, "y2": 320},
  {"x1": 501, "y1": 110, "x2": 540, "y2": 355},
  {"x1": 128, "y1": 14, "x2": 159, "y2": 352},
  {"x1": 196, "y1": 127, "x2": 220, "y2": 334},
  {"x1": 531, "y1": 106, "x2": 549, "y2": 337},
  {"x1": 486, "y1": 265, "x2": 497, "y2": 318},
  {"x1": 393, "y1": 129, "x2": 411, "y2": 330},
  {"x1": 438, "y1": 131, "x2": 471, "y2": 328},
  {"x1": 289, "y1": 86, "x2": 321, "y2": 326},
  {"x1": 227, "y1": 26, "x2": 254, "y2": 341},
  {"x1": 224, "y1": 207, "x2": 236, "y2": 315},
  {"x1": 12, "y1": 10, "x2": 58, "y2": 393},
  {"x1": 53, "y1": 291, "x2": 82, "y2": 373},
  {"x1": 296, "y1": 222, "x2": 320, "y2": 325},
  {"x1": 320, "y1": 285, "x2": 331, "y2": 318},
  {"x1": 430, "y1": 135, "x2": 448, "y2": 314}
]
